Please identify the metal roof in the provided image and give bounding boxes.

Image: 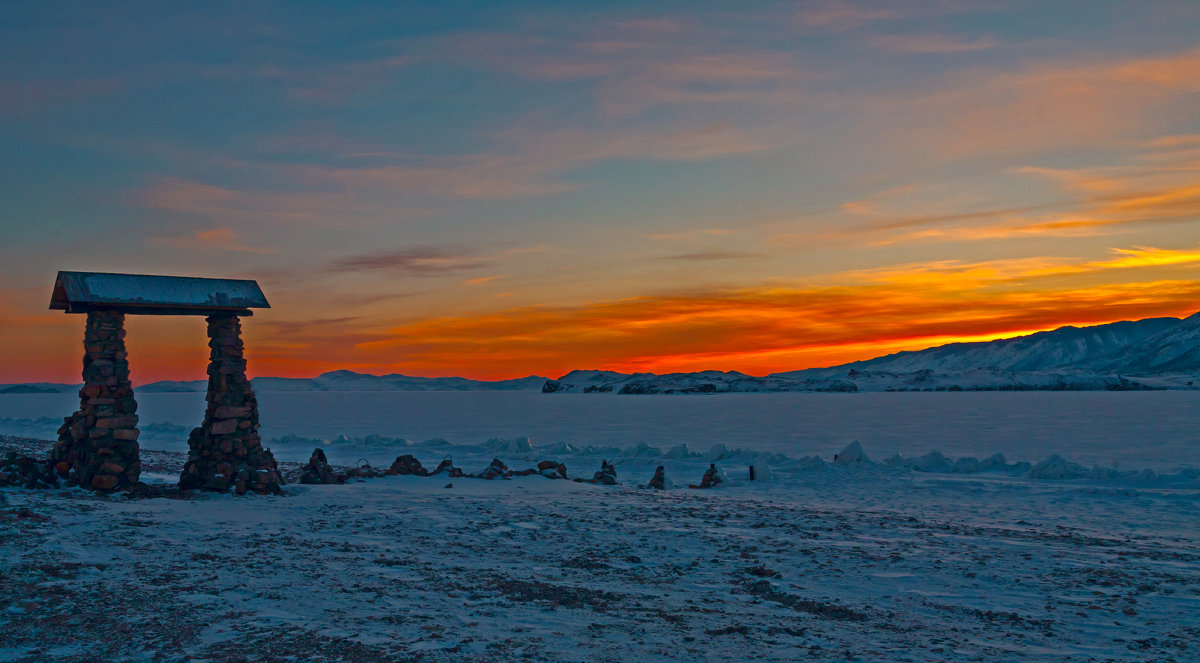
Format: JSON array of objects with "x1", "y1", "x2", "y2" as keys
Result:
[{"x1": 49, "y1": 271, "x2": 270, "y2": 315}]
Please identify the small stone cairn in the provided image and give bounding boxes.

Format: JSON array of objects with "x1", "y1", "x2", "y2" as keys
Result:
[
  {"x1": 575, "y1": 459, "x2": 618, "y2": 485},
  {"x1": 646, "y1": 465, "x2": 666, "y2": 490},
  {"x1": 428, "y1": 457, "x2": 465, "y2": 478},
  {"x1": 477, "y1": 458, "x2": 511, "y2": 480},
  {"x1": 536, "y1": 460, "x2": 568, "y2": 479},
  {"x1": 688, "y1": 463, "x2": 723, "y2": 489},
  {"x1": 388, "y1": 454, "x2": 428, "y2": 476},
  {"x1": 299, "y1": 448, "x2": 338, "y2": 484},
  {"x1": 50, "y1": 310, "x2": 141, "y2": 492},
  {"x1": 179, "y1": 315, "x2": 282, "y2": 494}
]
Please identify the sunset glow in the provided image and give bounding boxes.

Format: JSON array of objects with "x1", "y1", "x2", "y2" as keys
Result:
[{"x1": 2, "y1": 2, "x2": 1200, "y2": 384}]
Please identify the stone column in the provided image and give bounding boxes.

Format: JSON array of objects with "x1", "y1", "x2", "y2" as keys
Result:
[
  {"x1": 180, "y1": 314, "x2": 282, "y2": 494},
  {"x1": 51, "y1": 310, "x2": 141, "y2": 491}
]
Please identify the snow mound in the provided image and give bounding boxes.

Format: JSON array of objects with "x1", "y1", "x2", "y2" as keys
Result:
[
  {"x1": 750, "y1": 462, "x2": 777, "y2": 481},
  {"x1": 833, "y1": 440, "x2": 871, "y2": 466},
  {"x1": 623, "y1": 442, "x2": 663, "y2": 458},
  {"x1": 486, "y1": 437, "x2": 535, "y2": 455},
  {"x1": 795, "y1": 455, "x2": 828, "y2": 471},
  {"x1": 538, "y1": 442, "x2": 577, "y2": 455},
  {"x1": 663, "y1": 443, "x2": 697, "y2": 459},
  {"x1": 1030, "y1": 455, "x2": 1088, "y2": 480}
]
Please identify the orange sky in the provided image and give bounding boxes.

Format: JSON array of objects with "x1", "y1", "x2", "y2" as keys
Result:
[{"x1": 2, "y1": 3, "x2": 1200, "y2": 384}]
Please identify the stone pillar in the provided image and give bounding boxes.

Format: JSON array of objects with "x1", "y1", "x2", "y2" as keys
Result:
[
  {"x1": 180, "y1": 314, "x2": 282, "y2": 494},
  {"x1": 51, "y1": 310, "x2": 141, "y2": 491}
]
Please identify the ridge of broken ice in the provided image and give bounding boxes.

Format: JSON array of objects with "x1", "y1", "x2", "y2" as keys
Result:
[{"x1": 257, "y1": 434, "x2": 1200, "y2": 489}]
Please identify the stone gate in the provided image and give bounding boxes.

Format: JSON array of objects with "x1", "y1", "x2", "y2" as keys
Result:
[{"x1": 48, "y1": 271, "x2": 282, "y2": 494}]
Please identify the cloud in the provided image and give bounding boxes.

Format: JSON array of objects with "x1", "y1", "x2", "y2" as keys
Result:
[
  {"x1": 846, "y1": 245, "x2": 1200, "y2": 286},
  {"x1": 896, "y1": 47, "x2": 1200, "y2": 158},
  {"x1": 257, "y1": 316, "x2": 363, "y2": 337},
  {"x1": 870, "y1": 33, "x2": 998, "y2": 53},
  {"x1": 347, "y1": 276, "x2": 1200, "y2": 379},
  {"x1": 1140, "y1": 134, "x2": 1200, "y2": 149},
  {"x1": 328, "y1": 247, "x2": 493, "y2": 276},
  {"x1": 150, "y1": 227, "x2": 275, "y2": 254},
  {"x1": 0, "y1": 77, "x2": 123, "y2": 116},
  {"x1": 436, "y1": 21, "x2": 810, "y2": 116},
  {"x1": 660, "y1": 252, "x2": 765, "y2": 261},
  {"x1": 464, "y1": 275, "x2": 505, "y2": 285},
  {"x1": 333, "y1": 243, "x2": 1200, "y2": 378},
  {"x1": 135, "y1": 176, "x2": 423, "y2": 227},
  {"x1": 796, "y1": 2, "x2": 897, "y2": 31},
  {"x1": 646, "y1": 228, "x2": 736, "y2": 241},
  {"x1": 802, "y1": 139, "x2": 1200, "y2": 247},
  {"x1": 133, "y1": 117, "x2": 770, "y2": 230}
]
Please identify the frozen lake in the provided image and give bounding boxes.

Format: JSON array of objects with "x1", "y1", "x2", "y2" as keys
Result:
[{"x1": 0, "y1": 390, "x2": 1196, "y2": 470}]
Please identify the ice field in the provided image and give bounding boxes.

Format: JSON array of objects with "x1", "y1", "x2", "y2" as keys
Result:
[
  {"x1": 2, "y1": 391, "x2": 1198, "y2": 661},
  {"x1": 1, "y1": 390, "x2": 1199, "y2": 471}
]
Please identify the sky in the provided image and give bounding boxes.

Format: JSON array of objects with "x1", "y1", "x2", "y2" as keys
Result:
[{"x1": 2, "y1": 0, "x2": 1200, "y2": 384}]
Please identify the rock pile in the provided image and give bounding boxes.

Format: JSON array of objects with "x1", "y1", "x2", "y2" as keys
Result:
[
  {"x1": 0, "y1": 451, "x2": 59, "y2": 489},
  {"x1": 689, "y1": 463, "x2": 723, "y2": 489},
  {"x1": 537, "y1": 460, "x2": 568, "y2": 479},
  {"x1": 646, "y1": 465, "x2": 666, "y2": 490},
  {"x1": 299, "y1": 448, "x2": 339, "y2": 484},
  {"x1": 388, "y1": 454, "x2": 428, "y2": 476},
  {"x1": 577, "y1": 459, "x2": 618, "y2": 485},
  {"x1": 478, "y1": 458, "x2": 511, "y2": 480},
  {"x1": 428, "y1": 457, "x2": 465, "y2": 478},
  {"x1": 179, "y1": 315, "x2": 282, "y2": 495},
  {"x1": 50, "y1": 310, "x2": 141, "y2": 492}
]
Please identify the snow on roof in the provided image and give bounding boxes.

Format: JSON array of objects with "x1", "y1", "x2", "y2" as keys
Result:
[{"x1": 49, "y1": 271, "x2": 270, "y2": 315}]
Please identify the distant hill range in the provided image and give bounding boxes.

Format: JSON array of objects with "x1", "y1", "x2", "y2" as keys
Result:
[
  {"x1": 776, "y1": 312, "x2": 1200, "y2": 379},
  {"x1": 546, "y1": 311, "x2": 1200, "y2": 393},
  {"x1": 0, "y1": 370, "x2": 550, "y2": 395},
  {"x1": 5, "y1": 312, "x2": 1200, "y2": 395}
]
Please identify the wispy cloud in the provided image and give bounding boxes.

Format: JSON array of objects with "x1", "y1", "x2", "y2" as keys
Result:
[
  {"x1": 0, "y1": 77, "x2": 123, "y2": 116},
  {"x1": 135, "y1": 176, "x2": 422, "y2": 226},
  {"x1": 660, "y1": 251, "x2": 765, "y2": 261},
  {"x1": 150, "y1": 227, "x2": 275, "y2": 254},
  {"x1": 349, "y1": 276, "x2": 1200, "y2": 379},
  {"x1": 328, "y1": 246, "x2": 493, "y2": 276},
  {"x1": 870, "y1": 33, "x2": 998, "y2": 53},
  {"x1": 796, "y1": 2, "x2": 897, "y2": 32},
  {"x1": 896, "y1": 47, "x2": 1200, "y2": 157},
  {"x1": 848, "y1": 245, "x2": 1200, "y2": 286},
  {"x1": 331, "y1": 242, "x2": 1200, "y2": 378},
  {"x1": 464, "y1": 275, "x2": 505, "y2": 285}
]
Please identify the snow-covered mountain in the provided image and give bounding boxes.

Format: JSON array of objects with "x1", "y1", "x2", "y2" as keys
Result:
[
  {"x1": 773, "y1": 314, "x2": 1197, "y2": 380},
  {"x1": 544, "y1": 369, "x2": 857, "y2": 394},
  {"x1": 547, "y1": 311, "x2": 1200, "y2": 394},
  {"x1": 1087, "y1": 311, "x2": 1200, "y2": 374}
]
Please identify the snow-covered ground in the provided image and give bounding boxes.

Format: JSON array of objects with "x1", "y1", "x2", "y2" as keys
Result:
[
  {"x1": 2, "y1": 435, "x2": 1197, "y2": 662},
  {"x1": 2, "y1": 392, "x2": 1197, "y2": 661}
]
